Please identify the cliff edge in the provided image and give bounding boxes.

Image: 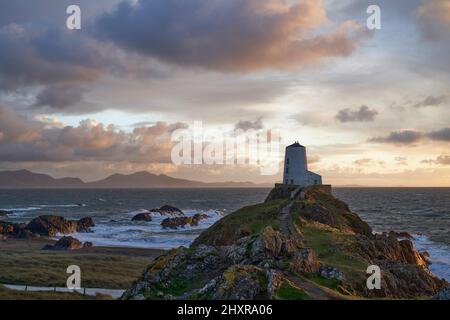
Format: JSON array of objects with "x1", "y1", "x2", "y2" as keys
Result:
[{"x1": 122, "y1": 187, "x2": 448, "y2": 300}]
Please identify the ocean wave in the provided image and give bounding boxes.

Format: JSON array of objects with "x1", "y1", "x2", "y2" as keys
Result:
[
  {"x1": 412, "y1": 235, "x2": 450, "y2": 281},
  {"x1": 35, "y1": 204, "x2": 86, "y2": 208},
  {"x1": 69, "y1": 209, "x2": 224, "y2": 249}
]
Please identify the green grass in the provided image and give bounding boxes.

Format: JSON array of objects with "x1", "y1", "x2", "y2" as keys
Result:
[
  {"x1": 193, "y1": 199, "x2": 288, "y2": 246},
  {"x1": 300, "y1": 224, "x2": 367, "y2": 274},
  {"x1": 0, "y1": 249, "x2": 153, "y2": 289},
  {"x1": 0, "y1": 285, "x2": 112, "y2": 300},
  {"x1": 275, "y1": 281, "x2": 310, "y2": 300},
  {"x1": 143, "y1": 276, "x2": 194, "y2": 299},
  {"x1": 304, "y1": 273, "x2": 341, "y2": 291}
]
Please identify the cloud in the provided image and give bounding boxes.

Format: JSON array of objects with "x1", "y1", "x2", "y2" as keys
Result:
[
  {"x1": 422, "y1": 155, "x2": 450, "y2": 165},
  {"x1": 395, "y1": 157, "x2": 408, "y2": 166},
  {"x1": 95, "y1": 0, "x2": 369, "y2": 72},
  {"x1": 33, "y1": 85, "x2": 86, "y2": 110},
  {"x1": 353, "y1": 158, "x2": 385, "y2": 166},
  {"x1": 369, "y1": 130, "x2": 423, "y2": 145},
  {"x1": 417, "y1": 0, "x2": 450, "y2": 40},
  {"x1": 234, "y1": 117, "x2": 264, "y2": 132},
  {"x1": 336, "y1": 105, "x2": 378, "y2": 123},
  {"x1": 0, "y1": 105, "x2": 186, "y2": 163},
  {"x1": 413, "y1": 95, "x2": 447, "y2": 108},
  {"x1": 428, "y1": 127, "x2": 450, "y2": 141}
]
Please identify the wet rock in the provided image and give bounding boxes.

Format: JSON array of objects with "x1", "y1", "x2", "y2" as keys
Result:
[
  {"x1": 83, "y1": 241, "x2": 94, "y2": 249},
  {"x1": 27, "y1": 215, "x2": 93, "y2": 237},
  {"x1": 150, "y1": 205, "x2": 184, "y2": 217},
  {"x1": 27, "y1": 215, "x2": 77, "y2": 236},
  {"x1": 132, "y1": 212, "x2": 152, "y2": 222},
  {"x1": 0, "y1": 221, "x2": 35, "y2": 238},
  {"x1": 43, "y1": 236, "x2": 84, "y2": 251},
  {"x1": 420, "y1": 251, "x2": 432, "y2": 266},
  {"x1": 161, "y1": 214, "x2": 209, "y2": 229},
  {"x1": 387, "y1": 231, "x2": 414, "y2": 240},
  {"x1": 77, "y1": 217, "x2": 95, "y2": 232}
]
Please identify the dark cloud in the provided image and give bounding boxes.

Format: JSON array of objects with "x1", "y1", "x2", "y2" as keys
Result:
[
  {"x1": 234, "y1": 117, "x2": 264, "y2": 132},
  {"x1": 428, "y1": 127, "x2": 450, "y2": 141},
  {"x1": 336, "y1": 105, "x2": 378, "y2": 123},
  {"x1": 95, "y1": 0, "x2": 368, "y2": 72},
  {"x1": 369, "y1": 130, "x2": 423, "y2": 144},
  {"x1": 33, "y1": 85, "x2": 86, "y2": 110},
  {"x1": 413, "y1": 95, "x2": 446, "y2": 108}
]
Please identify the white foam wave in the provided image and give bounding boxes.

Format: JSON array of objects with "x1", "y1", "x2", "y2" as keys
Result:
[
  {"x1": 412, "y1": 235, "x2": 450, "y2": 281},
  {"x1": 71, "y1": 209, "x2": 224, "y2": 249}
]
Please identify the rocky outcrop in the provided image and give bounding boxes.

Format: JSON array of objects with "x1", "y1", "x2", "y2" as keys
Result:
[
  {"x1": 123, "y1": 187, "x2": 447, "y2": 300},
  {"x1": 150, "y1": 205, "x2": 184, "y2": 217},
  {"x1": 132, "y1": 212, "x2": 152, "y2": 222},
  {"x1": 43, "y1": 236, "x2": 93, "y2": 251},
  {"x1": 26, "y1": 215, "x2": 94, "y2": 237},
  {"x1": 76, "y1": 217, "x2": 95, "y2": 232},
  {"x1": 0, "y1": 221, "x2": 35, "y2": 238},
  {"x1": 161, "y1": 214, "x2": 209, "y2": 229},
  {"x1": 1, "y1": 215, "x2": 94, "y2": 239}
]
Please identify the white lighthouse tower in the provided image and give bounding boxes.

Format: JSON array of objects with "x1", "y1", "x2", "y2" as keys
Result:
[{"x1": 283, "y1": 142, "x2": 322, "y2": 187}]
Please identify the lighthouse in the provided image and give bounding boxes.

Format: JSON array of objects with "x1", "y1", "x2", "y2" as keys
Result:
[{"x1": 283, "y1": 142, "x2": 322, "y2": 187}]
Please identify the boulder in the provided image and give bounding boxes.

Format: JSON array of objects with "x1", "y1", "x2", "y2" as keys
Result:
[
  {"x1": 161, "y1": 214, "x2": 209, "y2": 229},
  {"x1": 0, "y1": 221, "x2": 35, "y2": 238},
  {"x1": 386, "y1": 231, "x2": 414, "y2": 240},
  {"x1": 150, "y1": 205, "x2": 184, "y2": 217},
  {"x1": 27, "y1": 215, "x2": 77, "y2": 237},
  {"x1": 27, "y1": 215, "x2": 94, "y2": 237},
  {"x1": 77, "y1": 217, "x2": 95, "y2": 232},
  {"x1": 161, "y1": 217, "x2": 193, "y2": 229},
  {"x1": 83, "y1": 241, "x2": 94, "y2": 249},
  {"x1": 192, "y1": 214, "x2": 209, "y2": 225},
  {"x1": 132, "y1": 212, "x2": 152, "y2": 222},
  {"x1": 43, "y1": 236, "x2": 84, "y2": 250},
  {"x1": 420, "y1": 251, "x2": 432, "y2": 266}
]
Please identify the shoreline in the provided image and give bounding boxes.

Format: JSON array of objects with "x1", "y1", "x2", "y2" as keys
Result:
[{"x1": 0, "y1": 237, "x2": 167, "y2": 256}]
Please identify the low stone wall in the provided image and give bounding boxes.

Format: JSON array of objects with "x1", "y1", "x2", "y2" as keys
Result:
[
  {"x1": 265, "y1": 184, "x2": 332, "y2": 202},
  {"x1": 305, "y1": 184, "x2": 332, "y2": 195}
]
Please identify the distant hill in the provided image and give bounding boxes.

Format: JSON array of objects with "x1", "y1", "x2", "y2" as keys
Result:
[
  {"x1": 0, "y1": 170, "x2": 85, "y2": 188},
  {"x1": 0, "y1": 170, "x2": 269, "y2": 189}
]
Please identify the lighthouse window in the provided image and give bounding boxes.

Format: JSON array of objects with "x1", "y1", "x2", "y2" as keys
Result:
[
  {"x1": 286, "y1": 167, "x2": 289, "y2": 174},
  {"x1": 287, "y1": 159, "x2": 290, "y2": 165}
]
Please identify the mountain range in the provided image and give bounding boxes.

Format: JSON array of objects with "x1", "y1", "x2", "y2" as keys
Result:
[{"x1": 0, "y1": 170, "x2": 270, "y2": 189}]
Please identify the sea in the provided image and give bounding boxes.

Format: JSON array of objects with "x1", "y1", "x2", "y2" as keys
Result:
[{"x1": 0, "y1": 187, "x2": 449, "y2": 280}]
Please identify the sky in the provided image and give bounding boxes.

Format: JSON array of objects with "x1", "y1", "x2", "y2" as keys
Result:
[{"x1": 0, "y1": 0, "x2": 449, "y2": 186}]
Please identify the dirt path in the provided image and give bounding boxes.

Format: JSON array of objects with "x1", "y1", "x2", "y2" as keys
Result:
[{"x1": 279, "y1": 200, "x2": 347, "y2": 300}]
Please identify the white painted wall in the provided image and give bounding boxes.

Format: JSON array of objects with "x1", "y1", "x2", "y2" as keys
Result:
[{"x1": 283, "y1": 144, "x2": 322, "y2": 186}]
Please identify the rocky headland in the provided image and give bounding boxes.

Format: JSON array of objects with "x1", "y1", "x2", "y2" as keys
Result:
[{"x1": 122, "y1": 186, "x2": 449, "y2": 300}]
